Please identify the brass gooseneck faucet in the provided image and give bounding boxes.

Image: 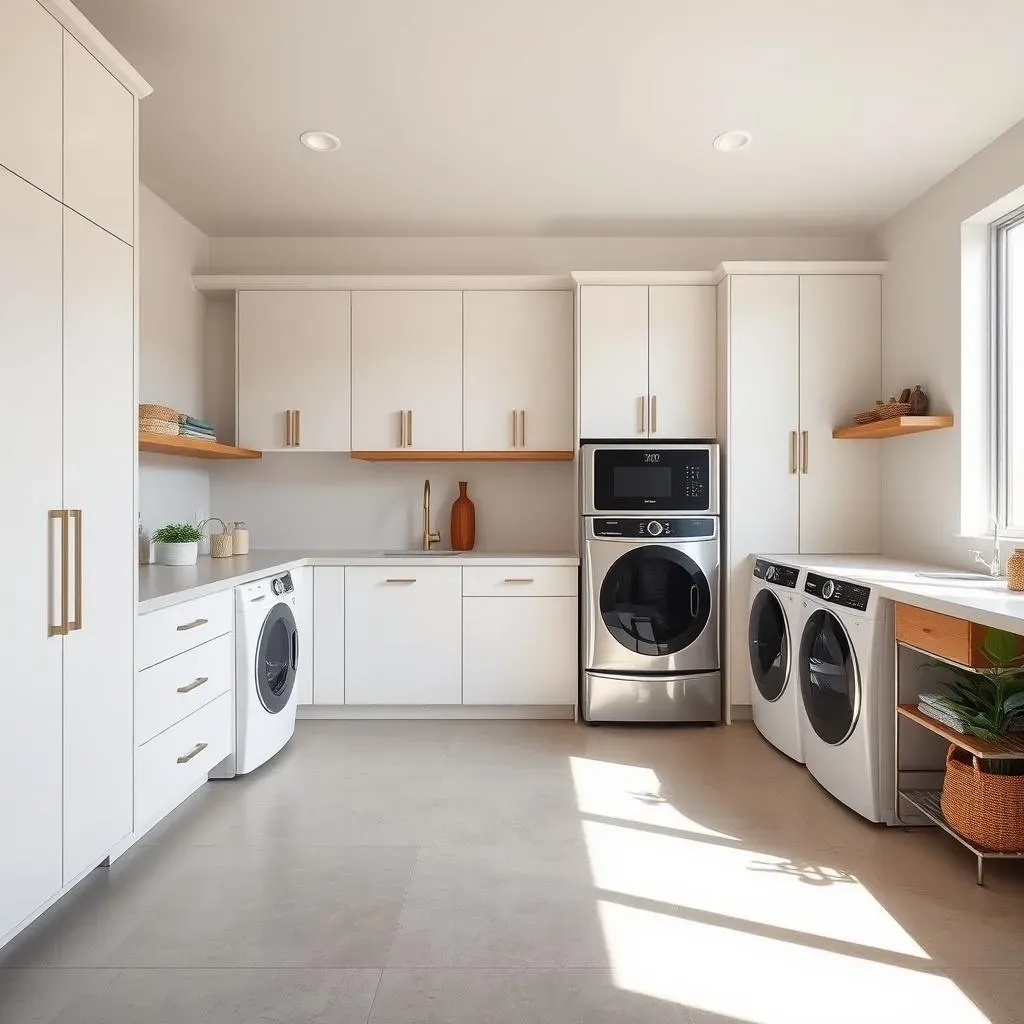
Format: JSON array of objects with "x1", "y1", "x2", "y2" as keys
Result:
[{"x1": 423, "y1": 478, "x2": 441, "y2": 551}]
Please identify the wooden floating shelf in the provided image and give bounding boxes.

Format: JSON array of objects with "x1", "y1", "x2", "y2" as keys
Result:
[
  {"x1": 139, "y1": 432, "x2": 262, "y2": 461},
  {"x1": 350, "y1": 450, "x2": 575, "y2": 462},
  {"x1": 897, "y1": 704, "x2": 1024, "y2": 760},
  {"x1": 833, "y1": 415, "x2": 954, "y2": 439}
]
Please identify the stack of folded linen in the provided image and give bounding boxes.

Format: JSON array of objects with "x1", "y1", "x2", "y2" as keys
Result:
[{"x1": 178, "y1": 414, "x2": 217, "y2": 442}]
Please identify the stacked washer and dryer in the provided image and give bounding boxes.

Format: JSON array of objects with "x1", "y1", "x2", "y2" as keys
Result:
[{"x1": 748, "y1": 558, "x2": 896, "y2": 824}]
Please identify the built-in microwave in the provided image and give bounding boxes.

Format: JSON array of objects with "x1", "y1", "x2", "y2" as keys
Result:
[{"x1": 581, "y1": 443, "x2": 719, "y2": 516}]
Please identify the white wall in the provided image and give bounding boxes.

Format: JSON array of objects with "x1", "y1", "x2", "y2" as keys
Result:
[
  {"x1": 138, "y1": 185, "x2": 212, "y2": 532},
  {"x1": 873, "y1": 119, "x2": 1024, "y2": 568},
  {"x1": 209, "y1": 234, "x2": 869, "y2": 275}
]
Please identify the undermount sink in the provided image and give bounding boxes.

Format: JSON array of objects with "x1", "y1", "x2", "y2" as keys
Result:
[
  {"x1": 380, "y1": 549, "x2": 459, "y2": 557},
  {"x1": 915, "y1": 571, "x2": 994, "y2": 581}
]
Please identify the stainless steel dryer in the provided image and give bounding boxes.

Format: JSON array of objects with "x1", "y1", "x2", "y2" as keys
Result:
[{"x1": 580, "y1": 444, "x2": 721, "y2": 723}]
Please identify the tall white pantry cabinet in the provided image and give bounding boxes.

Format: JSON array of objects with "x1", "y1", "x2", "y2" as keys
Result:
[
  {"x1": 716, "y1": 265, "x2": 885, "y2": 708},
  {"x1": 0, "y1": 0, "x2": 150, "y2": 946}
]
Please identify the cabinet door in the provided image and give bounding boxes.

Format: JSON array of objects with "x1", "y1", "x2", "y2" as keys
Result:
[
  {"x1": 351, "y1": 291, "x2": 463, "y2": 452},
  {"x1": 62, "y1": 210, "x2": 134, "y2": 882},
  {"x1": 648, "y1": 285, "x2": 717, "y2": 439},
  {"x1": 798, "y1": 275, "x2": 882, "y2": 553},
  {"x1": 237, "y1": 290, "x2": 352, "y2": 451},
  {"x1": 345, "y1": 568, "x2": 462, "y2": 704},
  {"x1": 463, "y1": 290, "x2": 574, "y2": 451},
  {"x1": 463, "y1": 597, "x2": 577, "y2": 704},
  {"x1": 724, "y1": 276, "x2": 800, "y2": 705},
  {"x1": 63, "y1": 34, "x2": 134, "y2": 244},
  {"x1": 291, "y1": 566, "x2": 314, "y2": 704},
  {"x1": 312, "y1": 567, "x2": 345, "y2": 704},
  {"x1": 579, "y1": 285, "x2": 650, "y2": 439},
  {"x1": 0, "y1": 168, "x2": 63, "y2": 939},
  {"x1": 0, "y1": 0, "x2": 62, "y2": 199}
]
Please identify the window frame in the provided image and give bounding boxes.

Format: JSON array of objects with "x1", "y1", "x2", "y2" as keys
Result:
[{"x1": 991, "y1": 204, "x2": 1024, "y2": 535}]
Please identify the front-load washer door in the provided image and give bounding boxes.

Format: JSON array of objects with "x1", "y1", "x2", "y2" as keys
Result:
[
  {"x1": 749, "y1": 588, "x2": 790, "y2": 702},
  {"x1": 594, "y1": 545, "x2": 716, "y2": 673},
  {"x1": 255, "y1": 602, "x2": 297, "y2": 714},
  {"x1": 799, "y1": 609, "x2": 860, "y2": 745}
]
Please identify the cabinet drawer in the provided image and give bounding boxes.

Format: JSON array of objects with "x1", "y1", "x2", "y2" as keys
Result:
[
  {"x1": 462, "y1": 565, "x2": 577, "y2": 597},
  {"x1": 137, "y1": 590, "x2": 234, "y2": 670},
  {"x1": 134, "y1": 690, "x2": 233, "y2": 828},
  {"x1": 135, "y1": 633, "x2": 233, "y2": 745},
  {"x1": 894, "y1": 603, "x2": 992, "y2": 667}
]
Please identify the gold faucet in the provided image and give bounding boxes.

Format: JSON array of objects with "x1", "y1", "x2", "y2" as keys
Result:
[{"x1": 423, "y1": 478, "x2": 441, "y2": 551}]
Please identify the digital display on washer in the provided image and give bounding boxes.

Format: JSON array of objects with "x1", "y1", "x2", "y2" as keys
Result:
[
  {"x1": 804, "y1": 572, "x2": 871, "y2": 611},
  {"x1": 593, "y1": 518, "x2": 716, "y2": 539},
  {"x1": 613, "y1": 466, "x2": 672, "y2": 499},
  {"x1": 753, "y1": 559, "x2": 800, "y2": 589}
]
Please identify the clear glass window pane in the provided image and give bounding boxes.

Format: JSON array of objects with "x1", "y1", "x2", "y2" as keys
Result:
[{"x1": 1009, "y1": 223, "x2": 1024, "y2": 529}]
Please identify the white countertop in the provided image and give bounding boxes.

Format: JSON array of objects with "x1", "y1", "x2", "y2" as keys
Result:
[
  {"x1": 138, "y1": 550, "x2": 580, "y2": 613},
  {"x1": 761, "y1": 553, "x2": 1024, "y2": 633}
]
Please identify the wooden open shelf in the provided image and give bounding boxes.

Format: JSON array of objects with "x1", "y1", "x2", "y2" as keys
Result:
[
  {"x1": 898, "y1": 704, "x2": 1024, "y2": 759},
  {"x1": 833, "y1": 415, "x2": 954, "y2": 439},
  {"x1": 350, "y1": 450, "x2": 574, "y2": 462},
  {"x1": 139, "y1": 432, "x2": 262, "y2": 460}
]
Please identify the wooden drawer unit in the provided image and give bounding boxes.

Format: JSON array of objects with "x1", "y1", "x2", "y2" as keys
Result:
[
  {"x1": 894, "y1": 603, "x2": 993, "y2": 667},
  {"x1": 137, "y1": 590, "x2": 234, "y2": 670},
  {"x1": 462, "y1": 565, "x2": 578, "y2": 598},
  {"x1": 134, "y1": 690, "x2": 233, "y2": 828},
  {"x1": 135, "y1": 633, "x2": 233, "y2": 746}
]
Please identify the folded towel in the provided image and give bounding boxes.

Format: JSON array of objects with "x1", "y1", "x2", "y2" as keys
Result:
[
  {"x1": 180, "y1": 428, "x2": 217, "y2": 442},
  {"x1": 179, "y1": 414, "x2": 216, "y2": 432},
  {"x1": 178, "y1": 422, "x2": 215, "y2": 435}
]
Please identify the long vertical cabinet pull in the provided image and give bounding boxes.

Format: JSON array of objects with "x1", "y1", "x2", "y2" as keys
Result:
[
  {"x1": 519, "y1": 410, "x2": 526, "y2": 448},
  {"x1": 284, "y1": 410, "x2": 293, "y2": 447},
  {"x1": 400, "y1": 410, "x2": 407, "y2": 448},
  {"x1": 789, "y1": 431, "x2": 798, "y2": 474},
  {"x1": 801, "y1": 430, "x2": 809, "y2": 474},
  {"x1": 407, "y1": 410, "x2": 413, "y2": 447},
  {"x1": 651, "y1": 396, "x2": 658, "y2": 434},
  {"x1": 510, "y1": 410, "x2": 518, "y2": 448},
  {"x1": 294, "y1": 409, "x2": 301, "y2": 447},
  {"x1": 68, "y1": 509, "x2": 83, "y2": 631},
  {"x1": 49, "y1": 510, "x2": 69, "y2": 637},
  {"x1": 638, "y1": 396, "x2": 647, "y2": 435}
]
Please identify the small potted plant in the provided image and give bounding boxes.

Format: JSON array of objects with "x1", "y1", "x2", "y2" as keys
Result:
[
  {"x1": 931, "y1": 629, "x2": 1024, "y2": 852},
  {"x1": 152, "y1": 522, "x2": 204, "y2": 566}
]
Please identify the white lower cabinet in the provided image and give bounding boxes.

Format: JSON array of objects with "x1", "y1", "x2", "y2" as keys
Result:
[
  {"x1": 463, "y1": 597, "x2": 578, "y2": 705},
  {"x1": 292, "y1": 566, "x2": 314, "y2": 704},
  {"x1": 312, "y1": 567, "x2": 345, "y2": 704},
  {"x1": 345, "y1": 567, "x2": 462, "y2": 704}
]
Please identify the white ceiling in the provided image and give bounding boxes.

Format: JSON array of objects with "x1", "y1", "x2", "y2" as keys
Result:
[{"x1": 76, "y1": 0, "x2": 1024, "y2": 238}]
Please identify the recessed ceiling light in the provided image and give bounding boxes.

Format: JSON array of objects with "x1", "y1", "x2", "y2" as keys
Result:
[
  {"x1": 299, "y1": 131, "x2": 341, "y2": 153},
  {"x1": 713, "y1": 130, "x2": 752, "y2": 153}
]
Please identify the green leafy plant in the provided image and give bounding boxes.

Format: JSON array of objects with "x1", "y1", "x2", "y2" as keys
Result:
[
  {"x1": 151, "y1": 522, "x2": 204, "y2": 544},
  {"x1": 931, "y1": 629, "x2": 1024, "y2": 775}
]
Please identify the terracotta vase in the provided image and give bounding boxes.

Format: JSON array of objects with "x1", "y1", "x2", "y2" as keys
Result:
[{"x1": 450, "y1": 481, "x2": 476, "y2": 551}]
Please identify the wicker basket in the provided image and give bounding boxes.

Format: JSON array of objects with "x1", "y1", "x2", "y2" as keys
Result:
[
  {"x1": 138, "y1": 417, "x2": 179, "y2": 436},
  {"x1": 940, "y1": 745, "x2": 1024, "y2": 852},
  {"x1": 875, "y1": 400, "x2": 912, "y2": 419},
  {"x1": 138, "y1": 403, "x2": 179, "y2": 423},
  {"x1": 853, "y1": 410, "x2": 878, "y2": 425}
]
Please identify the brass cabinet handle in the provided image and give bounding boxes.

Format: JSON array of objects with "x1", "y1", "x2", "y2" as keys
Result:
[
  {"x1": 68, "y1": 509, "x2": 83, "y2": 632},
  {"x1": 176, "y1": 741, "x2": 208, "y2": 765},
  {"x1": 285, "y1": 410, "x2": 292, "y2": 447},
  {"x1": 801, "y1": 430, "x2": 809, "y2": 474},
  {"x1": 638, "y1": 396, "x2": 646, "y2": 435},
  {"x1": 789, "y1": 431, "x2": 798, "y2": 475},
  {"x1": 400, "y1": 410, "x2": 406, "y2": 448},
  {"x1": 510, "y1": 410, "x2": 517, "y2": 448},
  {"x1": 385, "y1": 578, "x2": 417, "y2": 584},
  {"x1": 176, "y1": 676, "x2": 209, "y2": 694},
  {"x1": 504, "y1": 577, "x2": 535, "y2": 584},
  {"x1": 49, "y1": 509, "x2": 69, "y2": 637},
  {"x1": 294, "y1": 409, "x2": 301, "y2": 447},
  {"x1": 520, "y1": 410, "x2": 526, "y2": 448},
  {"x1": 407, "y1": 410, "x2": 413, "y2": 447},
  {"x1": 651, "y1": 395, "x2": 658, "y2": 434},
  {"x1": 176, "y1": 617, "x2": 209, "y2": 632}
]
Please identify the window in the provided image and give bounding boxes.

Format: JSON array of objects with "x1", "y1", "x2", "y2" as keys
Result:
[{"x1": 993, "y1": 206, "x2": 1024, "y2": 533}]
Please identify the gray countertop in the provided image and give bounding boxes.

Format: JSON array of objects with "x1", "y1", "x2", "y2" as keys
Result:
[{"x1": 138, "y1": 549, "x2": 580, "y2": 613}]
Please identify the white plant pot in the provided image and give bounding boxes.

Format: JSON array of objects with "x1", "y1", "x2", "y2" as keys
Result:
[{"x1": 157, "y1": 541, "x2": 199, "y2": 566}]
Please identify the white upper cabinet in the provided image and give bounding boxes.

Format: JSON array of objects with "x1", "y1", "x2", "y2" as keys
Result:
[
  {"x1": 237, "y1": 290, "x2": 352, "y2": 451},
  {"x1": 648, "y1": 285, "x2": 717, "y2": 439},
  {"x1": 798, "y1": 275, "x2": 881, "y2": 553},
  {"x1": 63, "y1": 34, "x2": 134, "y2": 244},
  {"x1": 463, "y1": 290, "x2": 573, "y2": 452},
  {"x1": 0, "y1": 0, "x2": 62, "y2": 199},
  {"x1": 351, "y1": 290, "x2": 463, "y2": 452},
  {"x1": 579, "y1": 285, "x2": 649, "y2": 439}
]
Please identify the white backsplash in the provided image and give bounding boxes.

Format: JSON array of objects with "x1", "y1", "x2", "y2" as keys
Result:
[{"x1": 208, "y1": 453, "x2": 578, "y2": 552}]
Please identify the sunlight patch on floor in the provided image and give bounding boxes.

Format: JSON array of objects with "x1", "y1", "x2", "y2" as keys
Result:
[{"x1": 595, "y1": 900, "x2": 992, "y2": 1024}]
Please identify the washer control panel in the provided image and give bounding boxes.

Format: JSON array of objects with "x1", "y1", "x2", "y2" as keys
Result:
[
  {"x1": 593, "y1": 517, "x2": 716, "y2": 540},
  {"x1": 804, "y1": 572, "x2": 870, "y2": 611},
  {"x1": 752, "y1": 559, "x2": 799, "y2": 589},
  {"x1": 271, "y1": 572, "x2": 294, "y2": 597}
]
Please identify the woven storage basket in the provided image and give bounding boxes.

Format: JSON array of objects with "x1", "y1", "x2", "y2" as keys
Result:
[
  {"x1": 940, "y1": 745, "x2": 1024, "y2": 852},
  {"x1": 853, "y1": 410, "x2": 878, "y2": 425},
  {"x1": 138, "y1": 403, "x2": 179, "y2": 423},
  {"x1": 875, "y1": 400, "x2": 912, "y2": 419},
  {"x1": 138, "y1": 417, "x2": 179, "y2": 436}
]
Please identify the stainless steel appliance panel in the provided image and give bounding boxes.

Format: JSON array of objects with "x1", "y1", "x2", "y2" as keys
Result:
[{"x1": 583, "y1": 670, "x2": 721, "y2": 723}]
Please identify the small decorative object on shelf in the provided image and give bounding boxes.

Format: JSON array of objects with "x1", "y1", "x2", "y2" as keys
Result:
[
  {"x1": 450, "y1": 481, "x2": 476, "y2": 551},
  {"x1": 898, "y1": 388, "x2": 912, "y2": 404},
  {"x1": 875, "y1": 397, "x2": 912, "y2": 419},
  {"x1": 909, "y1": 384, "x2": 930, "y2": 415},
  {"x1": 200, "y1": 518, "x2": 233, "y2": 558},
  {"x1": 1007, "y1": 548, "x2": 1024, "y2": 593},
  {"x1": 151, "y1": 522, "x2": 204, "y2": 566},
  {"x1": 231, "y1": 521, "x2": 250, "y2": 555}
]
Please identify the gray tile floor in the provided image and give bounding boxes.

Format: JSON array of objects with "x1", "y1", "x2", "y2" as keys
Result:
[{"x1": 3, "y1": 720, "x2": 1024, "y2": 1023}]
